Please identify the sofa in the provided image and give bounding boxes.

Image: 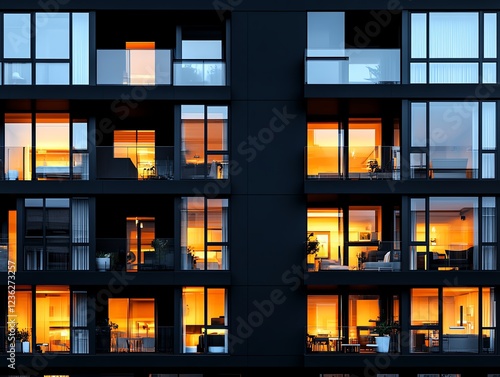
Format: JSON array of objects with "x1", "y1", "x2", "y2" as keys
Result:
[
  {"x1": 362, "y1": 251, "x2": 401, "y2": 271},
  {"x1": 442, "y1": 334, "x2": 480, "y2": 353}
]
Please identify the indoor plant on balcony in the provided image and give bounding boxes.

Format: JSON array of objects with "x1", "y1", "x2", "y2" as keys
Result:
[
  {"x1": 14, "y1": 324, "x2": 30, "y2": 353},
  {"x1": 151, "y1": 238, "x2": 173, "y2": 269},
  {"x1": 371, "y1": 318, "x2": 399, "y2": 353},
  {"x1": 96, "y1": 251, "x2": 111, "y2": 272},
  {"x1": 306, "y1": 233, "x2": 320, "y2": 271}
]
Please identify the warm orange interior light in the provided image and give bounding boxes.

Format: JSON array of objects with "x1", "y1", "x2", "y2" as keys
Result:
[
  {"x1": 36, "y1": 113, "x2": 70, "y2": 123},
  {"x1": 5, "y1": 113, "x2": 32, "y2": 123},
  {"x1": 126, "y1": 41, "x2": 155, "y2": 49}
]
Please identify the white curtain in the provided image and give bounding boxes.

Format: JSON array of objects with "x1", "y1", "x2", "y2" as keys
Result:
[
  {"x1": 482, "y1": 102, "x2": 496, "y2": 178},
  {"x1": 411, "y1": 13, "x2": 427, "y2": 59},
  {"x1": 72, "y1": 13, "x2": 89, "y2": 85},
  {"x1": 482, "y1": 197, "x2": 496, "y2": 270},
  {"x1": 72, "y1": 291, "x2": 89, "y2": 353},
  {"x1": 484, "y1": 13, "x2": 497, "y2": 59},
  {"x1": 72, "y1": 198, "x2": 89, "y2": 270},
  {"x1": 429, "y1": 13, "x2": 478, "y2": 58},
  {"x1": 221, "y1": 200, "x2": 228, "y2": 270},
  {"x1": 429, "y1": 63, "x2": 478, "y2": 83}
]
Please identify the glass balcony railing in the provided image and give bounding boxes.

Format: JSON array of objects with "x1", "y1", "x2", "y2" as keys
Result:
[
  {"x1": 306, "y1": 325, "x2": 400, "y2": 354},
  {"x1": 173, "y1": 60, "x2": 226, "y2": 86},
  {"x1": 307, "y1": 241, "x2": 401, "y2": 272},
  {"x1": 1, "y1": 146, "x2": 231, "y2": 181},
  {"x1": 96, "y1": 50, "x2": 227, "y2": 86},
  {"x1": 305, "y1": 49, "x2": 401, "y2": 84},
  {"x1": 97, "y1": 49, "x2": 172, "y2": 85},
  {"x1": 305, "y1": 145, "x2": 400, "y2": 180},
  {"x1": 98, "y1": 325, "x2": 174, "y2": 354}
]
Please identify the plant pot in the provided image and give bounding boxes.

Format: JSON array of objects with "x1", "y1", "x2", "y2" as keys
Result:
[
  {"x1": 15, "y1": 341, "x2": 22, "y2": 353},
  {"x1": 22, "y1": 341, "x2": 30, "y2": 353},
  {"x1": 375, "y1": 335, "x2": 390, "y2": 353},
  {"x1": 96, "y1": 257, "x2": 110, "y2": 271}
]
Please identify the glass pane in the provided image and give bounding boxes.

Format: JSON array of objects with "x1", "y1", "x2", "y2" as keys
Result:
[
  {"x1": 181, "y1": 105, "x2": 205, "y2": 179},
  {"x1": 10, "y1": 290, "x2": 32, "y2": 352},
  {"x1": 429, "y1": 63, "x2": 478, "y2": 83},
  {"x1": 182, "y1": 41, "x2": 221, "y2": 59},
  {"x1": 482, "y1": 63, "x2": 496, "y2": 84},
  {"x1": 72, "y1": 13, "x2": 90, "y2": 85},
  {"x1": 411, "y1": 288, "x2": 438, "y2": 325},
  {"x1": 307, "y1": 12, "x2": 344, "y2": 51},
  {"x1": 36, "y1": 114, "x2": 70, "y2": 180},
  {"x1": 207, "y1": 106, "x2": 228, "y2": 151},
  {"x1": 482, "y1": 246, "x2": 496, "y2": 270},
  {"x1": 442, "y1": 288, "x2": 478, "y2": 353},
  {"x1": 26, "y1": 208, "x2": 43, "y2": 237},
  {"x1": 182, "y1": 287, "x2": 204, "y2": 353},
  {"x1": 411, "y1": 13, "x2": 427, "y2": 58},
  {"x1": 484, "y1": 14, "x2": 497, "y2": 58},
  {"x1": 36, "y1": 13, "x2": 70, "y2": 59},
  {"x1": 482, "y1": 102, "x2": 496, "y2": 150},
  {"x1": 307, "y1": 295, "x2": 340, "y2": 343},
  {"x1": 411, "y1": 102, "x2": 426, "y2": 147},
  {"x1": 482, "y1": 288, "x2": 495, "y2": 327},
  {"x1": 482, "y1": 197, "x2": 496, "y2": 243},
  {"x1": 410, "y1": 63, "x2": 427, "y2": 83},
  {"x1": 429, "y1": 102, "x2": 478, "y2": 179},
  {"x1": 410, "y1": 198, "x2": 425, "y2": 243},
  {"x1": 430, "y1": 197, "x2": 477, "y2": 270},
  {"x1": 4, "y1": 14, "x2": 30, "y2": 58},
  {"x1": 482, "y1": 154, "x2": 495, "y2": 179},
  {"x1": 36, "y1": 63, "x2": 69, "y2": 85},
  {"x1": 36, "y1": 286, "x2": 70, "y2": 351},
  {"x1": 429, "y1": 12, "x2": 479, "y2": 58},
  {"x1": 96, "y1": 50, "x2": 127, "y2": 84},
  {"x1": 5, "y1": 113, "x2": 32, "y2": 181},
  {"x1": 4, "y1": 63, "x2": 32, "y2": 85},
  {"x1": 181, "y1": 197, "x2": 205, "y2": 270},
  {"x1": 73, "y1": 122, "x2": 88, "y2": 150}
]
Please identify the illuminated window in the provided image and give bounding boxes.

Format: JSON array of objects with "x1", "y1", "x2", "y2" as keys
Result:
[{"x1": 182, "y1": 287, "x2": 227, "y2": 354}]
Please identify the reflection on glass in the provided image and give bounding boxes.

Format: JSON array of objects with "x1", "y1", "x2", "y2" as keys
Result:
[
  {"x1": 36, "y1": 13, "x2": 70, "y2": 59},
  {"x1": 4, "y1": 14, "x2": 31, "y2": 59}
]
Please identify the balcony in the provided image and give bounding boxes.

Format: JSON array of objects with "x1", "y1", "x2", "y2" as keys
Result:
[
  {"x1": 97, "y1": 49, "x2": 172, "y2": 85},
  {"x1": 97, "y1": 325, "x2": 174, "y2": 354},
  {"x1": 96, "y1": 49, "x2": 226, "y2": 86},
  {"x1": 173, "y1": 59, "x2": 226, "y2": 86},
  {"x1": 1, "y1": 146, "x2": 229, "y2": 181},
  {"x1": 305, "y1": 145, "x2": 400, "y2": 180},
  {"x1": 306, "y1": 325, "x2": 400, "y2": 354},
  {"x1": 305, "y1": 49, "x2": 400, "y2": 85}
]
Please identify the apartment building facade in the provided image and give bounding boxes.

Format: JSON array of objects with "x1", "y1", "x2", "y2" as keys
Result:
[{"x1": 0, "y1": 1, "x2": 499, "y2": 376}]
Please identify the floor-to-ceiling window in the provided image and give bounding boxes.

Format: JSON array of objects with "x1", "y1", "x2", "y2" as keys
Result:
[
  {"x1": 180, "y1": 197, "x2": 228, "y2": 270},
  {"x1": 409, "y1": 196, "x2": 495, "y2": 271},
  {"x1": 410, "y1": 12, "x2": 497, "y2": 84},
  {"x1": 24, "y1": 198, "x2": 89, "y2": 271},
  {"x1": 2, "y1": 12, "x2": 89, "y2": 85},
  {"x1": 180, "y1": 105, "x2": 228, "y2": 180},
  {"x1": 410, "y1": 287, "x2": 495, "y2": 354},
  {"x1": 182, "y1": 287, "x2": 227, "y2": 353},
  {"x1": 410, "y1": 101, "x2": 496, "y2": 179}
]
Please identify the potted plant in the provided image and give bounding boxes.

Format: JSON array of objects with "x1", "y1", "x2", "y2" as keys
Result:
[
  {"x1": 96, "y1": 251, "x2": 111, "y2": 271},
  {"x1": 306, "y1": 233, "x2": 320, "y2": 271},
  {"x1": 96, "y1": 318, "x2": 118, "y2": 353},
  {"x1": 14, "y1": 324, "x2": 30, "y2": 353},
  {"x1": 371, "y1": 318, "x2": 399, "y2": 353},
  {"x1": 186, "y1": 246, "x2": 198, "y2": 269},
  {"x1": 151, "y1": 238, "x2": 173, "y2": 269}
]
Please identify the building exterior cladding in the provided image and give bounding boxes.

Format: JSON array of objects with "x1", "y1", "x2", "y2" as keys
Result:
[{"x1": 1, "y1": 0, "x2": 500, "y2": 376}]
